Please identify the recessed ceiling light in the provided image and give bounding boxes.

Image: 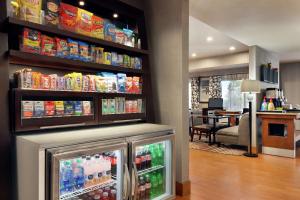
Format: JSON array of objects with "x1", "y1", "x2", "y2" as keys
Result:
[
  {"x1": 229, "y1": 46, "x2": 236, "y2": 51},
  {"x1": 206, "y1": 36, "x2": 213, "y2": 42},
  {"x1": 192, "y1": 53, "x2": 197, "y2": 57},
  {"x1": 78, "y1": 0, "x2": 85, "y2": 6},
  {"x1": 113, "y1": 13, "x2": 119, "y2": 18}
]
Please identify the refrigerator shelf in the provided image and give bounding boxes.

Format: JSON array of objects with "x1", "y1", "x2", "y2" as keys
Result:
[
  {"x1": 137, "y1": 165, "x2": 165, "y2": 176},
  {"x1": 59, "y1": 179, "x2": 116, "y2": 200}
]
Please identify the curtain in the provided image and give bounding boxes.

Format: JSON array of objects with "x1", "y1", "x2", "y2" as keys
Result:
[
  {"x1": 191, "y1": 78, "x2": 201, "y2": 110},
  {"x1": 208, "y1": 76, "x2": 222, "y2": 98}
]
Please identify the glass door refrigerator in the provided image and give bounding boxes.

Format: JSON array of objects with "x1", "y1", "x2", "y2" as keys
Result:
[
  {"x1": 129, "y1": 134, "x2": 175, "y2": 200},
  {"x1": 46, "y1": 141, "x2": 130, "y2": 200}
]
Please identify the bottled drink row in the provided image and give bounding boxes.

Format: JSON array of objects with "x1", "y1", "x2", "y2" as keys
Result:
[
  {"x1": 135, "y1": 143, "x2": 165, "y2": 171},
  {"x1": 71, "y1": 185, "x2": 117, "y2": 200},
  {"x1": 60, "y1": 152, "x2": 117, "y2": 195},
  {"x1": 137, "y1": 169, "x2": 165, "y2": 200}
]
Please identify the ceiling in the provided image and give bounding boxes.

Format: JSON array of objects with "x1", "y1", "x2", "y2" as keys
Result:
[
  {"x1": 189, "y1": 16, "x2": 249, "y2": 59},
  {"x1": 190, "y1": 0, "x2": 300, "y2": 62}
]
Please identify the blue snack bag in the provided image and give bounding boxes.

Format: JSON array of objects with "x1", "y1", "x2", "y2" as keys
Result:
[
  {"x1": 67, "y1": 38, "x2": 79, "y2": 60},
  {"x1": 78, "y1": 41, "x2": 89, "y2": 62},
  {"x1": 64, "y1": 101, "x2": 74, "y2": 115},
  {"x1": 117, "y1": 73, "x2": 126, "y2": 93},
  {"x1": 111, "y1": 52, "x2": 118, "y2": 66},
  {"x1": 74, "y1": 101, "x2": 83, "y2": 116}
]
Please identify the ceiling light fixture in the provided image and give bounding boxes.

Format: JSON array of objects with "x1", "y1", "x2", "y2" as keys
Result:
[
  {"x1": 229, "y1": 46, "x2": 236, "y2": 51},
  {"x1": 192, "y1": 53, "x2": 197, "y2": 57},
  {"x1": 206, "y1": 36, "x2": 213, "y2": 42},
  {"x1": 113, "y1": 13, "x2": 119, "y2": 18},
  {"x1": 78, "y1": 0, "x2": 85, "y2": 6}
]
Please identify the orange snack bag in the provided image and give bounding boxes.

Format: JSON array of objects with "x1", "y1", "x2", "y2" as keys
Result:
[
  {"x1": 32, "y1": 72, "x2": 42, "y2": 89},
  {"x1": 91, "y1": 15, "x2": 104, "y2": 39},
  {"x1": 76, "y1": 8, "x2": 93, "y2": 36},
  {"x1": 59, "y1": 3, "x2": 78, "y2": 32}
]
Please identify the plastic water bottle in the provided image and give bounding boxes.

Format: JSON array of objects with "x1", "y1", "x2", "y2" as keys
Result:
[
  {"x1": 61, "y1": 160, "x2": 74, "y2": 193},
  {"x1": 73, "y1": 158, "x2": 85, "y2": 190}
]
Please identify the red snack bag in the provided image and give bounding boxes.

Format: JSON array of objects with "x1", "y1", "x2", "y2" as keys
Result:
[
  {"x1": 41, "y1": 75, "x2": 50, "y2": 90},
  {"x1": 22, "y1": 28, "x2": 41, "y2": 54},
  {"x1": 59, "y1": 3, "x2": 78, "y2": 32},
  {"x1": 41, "y1": 35, "x2": 56, "y2": 56},
  {"x1": 132, "y1": 76, "x2": 140, "y2": 94},
  {"x1": 45, "y1": 101, "x2": 55, "y2": 116},
  {"x1": 76, "y1": 8, "x2": 93, "y2": 36},
  {"x1": 126, "y1": 77, "x2": 133, "y2": 93}
]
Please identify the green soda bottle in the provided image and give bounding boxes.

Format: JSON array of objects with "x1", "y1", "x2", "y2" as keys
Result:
[
  {"x1": 150, "y1": 172, "x2": 158, "y2": 199},
  {"x1": 156, "y1": 170, "x2": 164, "y2": 196},
  {"x1": 149, "y1": 144, "x2": 157, "y2": 167},
  {"x1": 157, "y1": 143, "x2": 164, "y2": 166}
]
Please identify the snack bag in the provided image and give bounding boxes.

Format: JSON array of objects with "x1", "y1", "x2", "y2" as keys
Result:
[
  {"x1": 82, "y1": 75, "x2": 89, "y2": 92},
  {"x1": 76, "y1": 8, "x2": 93, "y2": 36},
  {"x1": 78, "y1": 41, "x2": 89, "y2": 62},
  {"x1": 87, "y1": 75, "x2": 96, "y2": 92},
  {"x1": 134, "y1": 57, "x2": 142, "y2": 69},
  {"x1": 91, "y1": 15, "x2": 104, "y2": 39},
  {"x1": 117, "y1": 54, "x2": 124, "y2": 67},
  {"x1": 15, "y1": 68, "x2": 32, "y2": 89},
  {"x1": 41, "y1": 35, "x2": 56, "y2": 56},
  {"x1": 111, "y1": 52, "x2": 118, "y2": 66},
  {"x1": 123, "y1": 55, "x2": 130, "y2": 68},
  {"x1": 59, "y1": 3, "x2": 78, "y2": 32},
  {"x1": 32, "y1": 72, "x2": 42, "y2": 89},
  {"x1": 56, "y1": 37, "x2": 69, "y2": 58},
  {"x1": 115, "y1": 29, "x2": 125, "y2": 44},
  {"x1": 102, "y1": 99, "x2": 108, "y2": 115},
  {"x1": 22, "y1": 101, "x2": 34, "y2": 118},
  {"x1": 56, "y1": 76, "x2": 65, "y2": 90},
  {"x1": 100, "y1": 72, "x2": 117, "y2": 93},
  {"x1": 108, "y1": 99, "x2": 116, "y2": 114},
  {"x1": 44, "y1": 0, "x2": 60, "y2": 25},
  {"x1": 64, "y1": 101, "x2": 74, "y2": 115},
  {"x1": 64, "y1": 74, "x2": 72, "y2": 90},
  {"x1": 45, "y1": 101, "x2": 55, "y2": 116},
  {"x1": 104, "y1": 21, "x2": 116, "y2": 42},
  {"x1": 49, "y1": 74, "x2": 57, "y2": 90},
  {"x1": 22, "y1": 28, "x2": 41, "y2": 54},
  {"x1": 55, "y1": 101, "x2": 64, "y2": 115},
  {"x1": 67, "y1": 38, "x2": 79, "y2": 60},
  {"x1": 126, "y1": 77, "x2": 133, "y2": 93},
  {"x1": 117, "y1": 73, "x2": 126, "y2": 93},
  {"x1": 132, "y1": 76, "x2": 140, "y2": 94},
  {"x1": 90, "y1": 45, "x2": 96, "y2": 63},
  {"x1": 19, "y1": 0, "x2": 42, "y2": 24},
  {"x1": 132, "y1": 100, "x2": 138, "y2": 113},
  {"x1": 72, "y1": 72, "x2": 83, "y2": 91},
  {"x1": 125, "y1": 100, "x2": 133, "y2": 113},
  {"x1": 130, "y1": 57, "x2": 135, "y2": 68},
  {"x1": 82, "y1": 101, "x2": 91, "y2": 115},
  {"x1": 41, "y1": 74, "x2": 50, "y2": 90},
  {"x1": 95, "y1": 47, "x2": 104, "y2": 64},
  {"x1": 103, "y1": 52, "x2": 112, "y2": 65},
  {"x1": 34, "y1": 101, "x2": 44, "y2": 117},
  {"x1": 74, "y1": 101, "x2": 82, "y2": 116},
  {"x1": 95, "y1": 76, "x2": 107, "y2": 93},
  {"x1": 123, "y1": 28, "x2": 134, "y2": 47}
]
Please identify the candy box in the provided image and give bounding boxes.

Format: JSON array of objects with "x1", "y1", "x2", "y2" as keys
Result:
[
  {"x1": 59, "y1": 3, "x2": 78, "y2": 32},
  {"x1": 104, "y1": 21, "x2": 116, "y2": 42},
  {"x1": 76, "y1": 8, "x2": 93, "y2": 36},
  {"x1": 44, "y1": 0, "x2": 60, "y2": 26},
  {"x1": 108, "y1": 99, "x2": 116, "y2": 114},
  {"x1": 82, "y1": 101, "x2": 92, "y2": 115},
  {"x1": 74, "y1": 101, "x2": 83, "y2": 116},
  {"x1": 22, "y1": 28, "x2": 41, "y2": 54},
  {"x1": 103, "y1": 52, "x2": 112, "y2": 65},
  {"x1": 22, "y1": 101, "x2": 34, "y2": 118},
  {"x1": 19, "y1": 0, "x2": 42, "y2": 24},
  {"x1": 55, "y1": 101, "x2": 64, "y2": 115},
  {"x1": 102, "y1": 99, "x2": 108, "y2": 115},
  {"x1": 45, "y1": 101, "x2": 55, "y2": 116},
  {"x1": 34, "y1": 101, "x2": 44, "y2": 117},
  {"x1": 78, "y1": 41, "x2": 89, "y2": 62},
  {"x1": 41, "y1": 74, "x2": 50, "y2": 90},
  {"x1": 67, "y1": 38, "x2": 79, "y2": 60},
  {"x1": 32, "y1": 72, "x2": 42, "y2": 89},
  {"x1": 15, "y1": 68, "x2": 32, "y2": 89},
  {"x1": 115, "y1": 29, "x2": 125, "y2": 44},
  {"x1": 91, "y1": 15, "x2": 104, "y2": 39},
  {"x1": 41, "y1": 35, "x2": 56, "y2": 56},
  {"x1": 117, "y1": 73, "x2": 126, "y2": 93},
  {"x1": 56, "y1": 37, "x2": 69, "y2": 58},
  {"x1": 64, "y1": 101, "x2": 74, "y2": 115},
  {"x1": 111, "y1": 52, "x2": 118, "y2": 66}
]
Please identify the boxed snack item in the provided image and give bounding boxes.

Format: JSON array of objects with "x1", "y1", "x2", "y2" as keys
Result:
[
  {"x1": 32, "y1": 72, "x2": 42, "y2": 89},
  {"x1": 87, "y1": 75, "x2": 96, "y2": 91},
  {"x1": 125, "y1": 100, "x2": 133, "y2": 113},
  {"x1": 41, "y1": 74, "x2": 50, "y2": 90},
  {"x1": 100, "y1": 72, "x2": 117, "y2": 93},
  {"x1": 125, "y1": 77, "x2": 133, "y2": 93},
  {"x1": 22, "y1": 28, "x2": 41, "y2": 54},
  {"x1": 103, "y1": 52, "x2": 112, "y2": 65},
  {"x1": 64, "y1": 74, "x2": 72, "y2": 90},
  {"x1": 130, "y1": 57, "x2": 135, "y2": 68},
  {"x1": 67, "y1": 38, "x2": 79, "y2": 60},
  {"x1": 123, "y1": 55, "x2": 130, "y2": 68},
  {"x1": 49, "y1": 74, "x2": 57, "y2": 90},
  {"x1": 59, "y1": 3, "x2": 78, "y2": 32},
  {"x1": 44, "y1": 0, "x2": 60, "y2": 25},
  {"x1": 132, "y1": 76, "x2": 140, "y2": 94},
  {"x1": 117, "y1": 54, "x2": 124, "y2": 67},
  {"x1": 132, "y1": 100, "x2": 138, "y2": 113},
  {"x1": 82, "y1": 101, "x2": 91, "y2": 115},
  {"x1": 115, "y1": 29, "x2": 125, "y2": 44},
  {"x1": 56, "y1": 76, "x2": 65, "y2": 90},
  {"x1": 95, "y1": 76, "x2": 107, "y2": 93},
  {"x1": 123, "y1": 28, "x2": 134, "y2": 47},
  {"x1": 74, "y1": 101, "x2": 83, "y2": 116},
  {"x1": 55, "y1": 101, "x2": 64, "y2": 115},
  {"x1": 111, "y1": 52, "x2": 118, "y2": 66},
  {"x1": 34, "y1": 101, "x2": 44, "y2": 117},
  {"x1": 45, "y1": 101, "x2": 55, "y2": 116},
  {"x1": 134, "y1": 57, "x2": 142, "y2": 69},
  {"x1": 19, "y1": 0, "x2": 42, "y2": 24},
  {"x1": 15, "y1": 68, "x2": 32, "y2": 89},
  {"x1": 117, "y1": 73, "x2": 126, "y2": 93},
  {"x1": 56, "y1": 38, "x2": 69, "y2": 58},
  {"x1": 64, "y1": 101, "x2": 74, "y2": 115},
  {"x1": 102, "y1": 99, "x2": 108, "y2": 115},
  {"x1": 76, "y1": 8, "x2": 93, "y2": 36},
  {"x1": 91, "y1": 15, "x2": 104, "y2": 39},
  {"x1": 104, "y1": 21, "x2": 116, "y2": 42},
  {"x1": 82, "y1": 75, "x2": 89, "y2": 92},
  {"x1": 78, "y1": 41, "x2": 89, "y2": 62},
  {"x1": 108, "y1": 99, "x2": 116, "y2": 114},
  {"x1": 72, "y1": 72, "x2": 83, "y2": 91},
  {"x1": 95, "y1": 47, "x2": 104, "y2": 64},
  {"x1": 41, "y1": 35, "x2": 56, "y2": 56},
  {"x1": 22, "y1": 101, "x2": 34, "y2": 118}
]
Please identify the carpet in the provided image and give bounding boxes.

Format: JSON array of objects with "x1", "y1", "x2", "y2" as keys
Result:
[{"x1": 189, "y1": 139, "x2": 247, "y2": 156}]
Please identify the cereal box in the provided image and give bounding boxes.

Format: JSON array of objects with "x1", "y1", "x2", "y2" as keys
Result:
[
  {"x1": 34, "y1": 101, "x2": 44, "y2": 117},
  {"x1": 22, "y1": 101, "x2": 34, "y2": 118}
]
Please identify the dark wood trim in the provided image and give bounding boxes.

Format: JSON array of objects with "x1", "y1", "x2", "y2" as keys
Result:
[{"x1": 176, "y1": 180, "x2": 191, "y2": 196}]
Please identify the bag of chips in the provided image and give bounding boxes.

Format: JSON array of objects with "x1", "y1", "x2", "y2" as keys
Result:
[
  {"x1": 78, "y1": 41, "x2": 89, "y2": 62},
  {"x1": 59, "y1": 3, "x2": 77, "y2": 32},
  {"x1": 76, "y1": 8, "x2": 93, "y2": 36},
  {"x1": 95, "y1": 47, "x2": 104, "y2": 64},
  {"x1": 56, "y1": 76, "x2": 65, "y2": 90},
  {"x1": 32, "y1": 72, "x2": 42, "y2": 89},
  {"x1": 74, "y1": 101, "x2": 82, "y2": 116},
  {"x1": 19, "y1": 0, "x2": 42, "y2": 24},
  {"x1": 95, "y1": 76, "x2": 107, "y2": 93},
  {"x1": 115, "y1": 29, "x2": 125, "y2": 44},
  {"x1": 132, "y1": 76, "x2": 140, "y2": 94},
  {"x1": 45, "y1": 101, "x2": 55, "y2": 116},
  {"x1": 87, "y1": 75, "x2": 96, "y2": 92},
  {"x1": 44, "y1": 0, "x2": 60, "y2": 26},
  {"x1": 82, "y1": 75, "x2": 89, "y2": 92},
  {"x1": 111, "y1": 52, "x2": 118, "y2": 66},
  {"x1": 104, "y1": 21, "x2": 116, "y2": 42},
  {"x1": 22, "y1": 28, "x2": 41, "y2": 54},
  {"x1": 56, "y1": 37, "x2": 69, "y2": 58},
  {"x1": 15, "y1": 68, "x2": 32, "y2": 89},
  {"x1": 64, "y1": 101, "x2": 74, "y2": 115},
  {"x1": 49, "y1": 74, "x2": 57, "y2": 90},
  {"x1": 55, "y1": 101, "x2": 64, "y2": 115},
  {"x1": 34, "y1": 101, "x2": 44, "y2": 117},
  {"x1": 91, "y1": 15, "x2": 104, "y2": 39},
  {"x1": 102, "y1": 99, "x2": 108, "y2": 115},
  {"x1": 126, "y1": 77, "x2": 133, "y2": 93},
  {"x1": 117, "y1": 73, "x2": 126, "y2": 93},
  {"x1": 67, "y1": 38, "x2": 79, "y2": 60},
  {"x1": 41, "y1": 35, "x2": 56, "y2": 56},
  {"x1": 103, "y1": 52, "x2": 112, "y2": 65},
  {"x1": 108, "y1": 99, "x2": 116, "y2": 114}
]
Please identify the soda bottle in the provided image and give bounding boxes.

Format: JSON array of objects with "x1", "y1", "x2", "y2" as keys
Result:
[
  {"x1": 61, "y1": 160, "x2": 74, "y2": 193},
  {"x1": 157, "y1": 144, "x2": 163, "y2": 166},
  {"x1": 110, "y1": 189, "x2": 117, "y2": 200},
  {"x1": 149, "y1": 144, "x2": 157, "y2": 167},
  {"x1": 145, "y1": 174, "x2": 151, "y2": 200},
  {"x1": 110, "y1": 152, "x2": 117, "y2": 175},
  {"x1": 156, "y1": 170, "x2": 164, "y2": 196},
  {"x1": 145, "y1": 146, "x2": 152, "y2": 169},
  {"x1": 159, "y1": 143, "x2": 165, "y2": 166},
  {"x1": 135, "y1": 148, "x2": 142, "y2": 171},
  {"x1": 139, "y1": 176, "x2": 146, "y2": 200},
  {"x1": 73, "y1": 158, "x2": 85, "y2": 190},
  {"x1": 102, "y1": 192, "x2": 109, "y2": 200},
  {"x1": 150, "y1": 172, "x2": 158, "y2": 199},
  {"x1": 141, "y1": 147, "x2": 147, "y2": 170}
]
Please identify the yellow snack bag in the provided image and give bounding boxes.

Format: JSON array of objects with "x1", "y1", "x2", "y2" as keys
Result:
[
  {"x1": 19, "y1": 0, "x2": 42, "y2": 24},
  {"x1": 76, "y1": 8, "x2": 93, "y2": 36}
]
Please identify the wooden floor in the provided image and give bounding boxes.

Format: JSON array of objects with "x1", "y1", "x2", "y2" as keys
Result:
[{"x1": 176, "y1": 148, "x2": 300, "y2": 200}]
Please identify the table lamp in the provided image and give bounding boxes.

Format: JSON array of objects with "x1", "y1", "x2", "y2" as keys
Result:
[{"x1": 241, "y1": 80, "x2": 261, "y2": 157}]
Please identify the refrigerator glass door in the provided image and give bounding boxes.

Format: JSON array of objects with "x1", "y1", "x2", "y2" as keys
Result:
[
  {"x1": 48, "y1": 141, "x2": 130, "y2": 200},
  {"x1": 131, "y1": 135, "x2": 175, "y2": 200}
]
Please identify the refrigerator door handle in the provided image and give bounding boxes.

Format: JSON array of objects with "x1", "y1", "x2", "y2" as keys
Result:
[
  {"x1": 132, "y1": 162, "x2": 139, "y2": 200},
  {"x1": 123, "y1": 163, "x2": 130, "y2": 200}
]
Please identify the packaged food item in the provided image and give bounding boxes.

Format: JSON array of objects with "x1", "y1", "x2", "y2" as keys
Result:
[
  {"x1": 108, "y1": 99, "x2": 116, "y2": 114},
  {"x1": 100, "y1": 73, "x2": 117, "y2": 93},
  {"x1": 125, "y1": 100, "x2": 133, "y2": 113},
  {"x1": 91, "y1": 15, "x2": 104, "y2": 39},
  {"x1": 104, "y1": 21, "x2": 116, "y2": 42},
  {"x1": 32, "y1": 72, "x2": 42, "y2": 89},
  {"x1": 132, "y1": 100, "x2": 138, "y2": 113},
  {"x1": 123, "y1": 55, "x2": 130, "y2": 68},
  {"x1": 44, "y1": 0, "x2": 60, "y2": 25},
  {"x1": 49, "y1": 74, "x2": 57, "y2": 90},
  {"x1": 95, "y1": 47, "x2": 104, "y2": 64},
  {"x1": 132, "y1": 76, "x2": 140, "y2": 94},
  {"x1": 22, "y1": 101, "x2": 34, "y2": 118},
  {"x1": 64, "y1": 101, "x2": 74, "y2": 115},
  {"x1": 123, "y1": 28, "x2": 134, "y2": 47},
  {"x1": 76, "y1": 8, "x2": 93, "y2": 36},
  {"x1": 103, "y1": 52, "x2": 112, "y2": 65},
  {"x1": 134, "y1": 57, "x2": 142, "y2": 69},
  {"x1": 45, "y1": 101, "x2": 55, "y2": 116},
  {"x1": 64, "y1": 74, "x2": 73, "y2": 90},
  {"x1": 126, "y1": 77, "x2": 133, "y2": 93},
  {"x1": 41, "y1": 35, "x2": 56, "y2": 56},
  {"x1": 74, "y1": 101, "x2": 83, "y2": 116},
  {"x1": 130, "y1": 57, "x2": 135, "y2": 68},
  {"x1": 82, "y1": 75, "x2": 89, "y2": 92},
  {"x1": 137, "y1": 99, "x2": 143, "y2": 113},
  {"x1": 15, "y1": 68, "x2": 32, "y2": 89},
  {"x1": 87, "y1": 75, "x2": 96, "y2": 92},
  {"x1": 90, "y1": 45, "x2": 96, "y2": 63},
  {"x1": 115, "y1": 97, "x2": 125, "y2": 114},
  {"x1": 55, "y1": 37, "x2": 69, "y2": 58},
  {"x1": 102, "y1": 99, "x2": 108, "y2": 115},
  {"x1": 56, "y1": 76, "x2": 65, "y2": 90},
  {"x1": 82, "y1": 101, "x2": 91, "y2": 115},
  {"x1": 67, "y1": 38, "x2": 79, "y2": 60},
  {"x1": 19, "y1": 0, "x2": 42, "y2": 24},
  {"x1": 22, "y1": 28, "x2": 41, "y2": 54},
  {"x1": 72, "y1": 72, "x2": 83, "y2": 91},
  {"x1": 117, "y1": 73, "x2": 126, "y2": 93},
  {"x1": 115, "y1": 29, "x2": 125, "y2": 44},
  {"x1": 34, "y1": 101, "x2": 44, "y2": 117},
  {"x1": 78, "y1": 41, "x2": 89, "y2": 62},
  {"x1": 117, "y1": 54, "x2": 124, "y2": 67},
  {"x1": 111, "y1": 52, "x2": 118, "y2": 66},
  {"x1": 95, "y1": 76, "x2": 107, "y2": 93},
  {"x1": 59, "y1": 3, "x2": 78, "y2": 32},
  {"x1": 41, "y1": 74, "x2": 50, "y2": 90},
  {"x1": 55, "y1": 101, "x2": 64, "y2": 115}
]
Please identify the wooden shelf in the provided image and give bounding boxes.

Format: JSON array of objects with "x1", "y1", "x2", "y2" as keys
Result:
[
  {"x1": 9, "y1": 50, "x2": 144, "y2": 74},
  {"x1": 8, "y1": 17, "x2": 149, "y2": 55},
  {"x1": 100, "y1": 113, "x2": 146, "y2": 122}
]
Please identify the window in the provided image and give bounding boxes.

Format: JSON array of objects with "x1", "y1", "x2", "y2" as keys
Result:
[{"x1": 221, "y1": 80, "x2": 248, "y2": 111}]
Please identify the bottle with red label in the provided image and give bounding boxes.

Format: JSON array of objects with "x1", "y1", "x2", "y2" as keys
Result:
[
  {"x1": 110, "y1": 153, "x2": 117, "y2": 175},
  {"x1": 139, "y1": 176, "x2": 146, "y2": 200},
  {"x1": 145, "y1": 174, "x2": 151, "y2": 200},
  {"x1": 135, "y1": 148, "x2": 142, "y2": 171},
  {"x1": 140, "y1": 149, "x2": 147, "y2": 170},
  {"x1": 145, "y1": 145, "x2": 152, "y2": 169}
]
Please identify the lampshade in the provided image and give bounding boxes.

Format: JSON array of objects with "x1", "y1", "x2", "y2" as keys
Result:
[{"x1": 241, "y1": 80, "x2": 261, "y2": 93}]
